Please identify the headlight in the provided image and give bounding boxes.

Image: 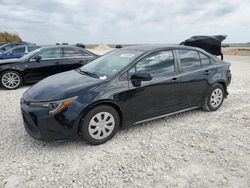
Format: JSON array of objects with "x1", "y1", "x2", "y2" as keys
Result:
[{"x1": 30, "y1": 96, "x2": 78, "y2": 116}]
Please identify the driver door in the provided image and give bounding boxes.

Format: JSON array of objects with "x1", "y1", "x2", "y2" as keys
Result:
[
  {"x1": 23, "y1": 47, "x2": 63, "y2": 83},
  {"x1": 128, "y1": 50, "x2": 181, "y2": 122}
]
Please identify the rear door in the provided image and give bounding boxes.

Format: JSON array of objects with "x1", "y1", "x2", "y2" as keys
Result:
[
  {"x1": 23, "y1": 47, "x2": 63, "y2": 82},
  {"x1": 60, "y1": 47, "x2": 95, "y2": 72},
  {"x1": 176, "y1": 49, "x2": 211, "y2": 108}
]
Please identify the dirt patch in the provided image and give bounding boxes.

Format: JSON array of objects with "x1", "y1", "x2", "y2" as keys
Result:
[
  {"x1": 87, "y1": 44, "x2": 114, "y2": 55},
  {"x1": 222, "y1": 47, "x2": 250, "y2": 56}
]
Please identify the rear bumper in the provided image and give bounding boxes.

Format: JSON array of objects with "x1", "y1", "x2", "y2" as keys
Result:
[
  {"x1": 227, "y1": 69, "x2": 232, "y2": 85},
  {"x1": 225, "y1": 70, "x2": 231, "y2": 98}
]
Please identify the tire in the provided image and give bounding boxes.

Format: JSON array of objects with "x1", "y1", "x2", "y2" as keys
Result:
[
  {"x1": 0, "y1": 70, "x2": 23, "y2": 90},
  {"x1": 202, "y1": 83, "x2": 225, "y2": 111},
  {"x1": 79, "y1": 105, "x2": 120, "y2": 145}
]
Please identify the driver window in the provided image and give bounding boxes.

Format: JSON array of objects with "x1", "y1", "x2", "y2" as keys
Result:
[
  {"x1": 12, "y1": 47, "x2": 25, "y2": 54},
  {"x1": 135, "y1": 50, "x2": 175, "y2": 77},
  {"x1": 38, "y1": 48, "x2": 61, "y2": 59}
]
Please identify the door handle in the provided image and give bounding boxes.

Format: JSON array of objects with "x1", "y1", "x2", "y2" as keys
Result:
[
  {"x1": 203, "y1": 70, "x2": 211, "y2": 75},
  {"x1": 55, "y1": 62, "x2": 60, "y2": 65},
  {"x1": 172, "y1": 77, "x2": 177, "y2": 82},
  {"x1": 80, "y1": 60, "x2": 86, "y2": 65}
]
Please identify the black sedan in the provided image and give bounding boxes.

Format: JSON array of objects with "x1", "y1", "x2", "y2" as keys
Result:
[
  {"x1": 21, "y1": 45, "x2": 231, "y2": 145},
  {"x1": 0, "y1": 45, "x2": 98, "y2": 89}
]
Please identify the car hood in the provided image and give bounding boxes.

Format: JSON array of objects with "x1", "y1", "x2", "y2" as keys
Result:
[
  {"x1": 24, "y1": 70, "x2": 105, "y2": 101},
  {"x1": 0, "y1": 58, "x2": 21, "y2": 65}
]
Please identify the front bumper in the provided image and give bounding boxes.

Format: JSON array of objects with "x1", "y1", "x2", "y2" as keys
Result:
[{"x1": 20, "y1": 98, "x2": 81, "y2": 141}]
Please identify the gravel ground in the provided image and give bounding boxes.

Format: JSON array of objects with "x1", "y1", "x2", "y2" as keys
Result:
[{"x1": 0, "y1": 56, "x2": 249, "y2": 188}]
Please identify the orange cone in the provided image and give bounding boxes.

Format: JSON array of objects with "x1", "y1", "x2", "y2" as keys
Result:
[{"x1": 234, "y1": 49, "x2": 239, "y2": 55}]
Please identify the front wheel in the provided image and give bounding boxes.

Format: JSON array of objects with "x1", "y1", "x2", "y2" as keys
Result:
[
  {"x1": 203, "y1": 83, "x2": 225, "y2": 111},
  {"x1": 0, "y1": 71, "x2": 23, "y2": 90},
  {"x1": 79, "y1": 105, "x2": 120, "y2": 145}
]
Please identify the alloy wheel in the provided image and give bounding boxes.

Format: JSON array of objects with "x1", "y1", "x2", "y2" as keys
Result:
[{"x1": 1, "y1": 72, "x2": 21, "y2": 89}]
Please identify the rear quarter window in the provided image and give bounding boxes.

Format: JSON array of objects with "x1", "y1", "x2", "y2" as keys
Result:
[
  {"x1": 63, "y1": 48, "x2": 88, "y2": 57},
  {"x1": 199, "y1": 52, "x2": 211, "y2": 66}
]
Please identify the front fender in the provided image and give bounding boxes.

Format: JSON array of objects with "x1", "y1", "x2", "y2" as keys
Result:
[{"x1": 0, "y1": 64, "x2": 25, "y2": 73}]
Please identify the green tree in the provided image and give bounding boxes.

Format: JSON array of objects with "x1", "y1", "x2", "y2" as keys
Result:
[{"x1": 0, "y1": 31, "x2": 22, "y2": 42}]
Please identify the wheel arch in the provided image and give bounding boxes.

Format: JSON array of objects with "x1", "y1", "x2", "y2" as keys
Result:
[
  {"x1": 214, "y1": 80, "x2": 228, "y2": 97},
  {"x1": 77, "y1": 99, "x2": 124, "y2": 133}
]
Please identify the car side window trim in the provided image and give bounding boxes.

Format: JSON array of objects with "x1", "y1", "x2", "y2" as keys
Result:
[{"x1": 173, "y1": 50, "x2": 180, "y2": 72}]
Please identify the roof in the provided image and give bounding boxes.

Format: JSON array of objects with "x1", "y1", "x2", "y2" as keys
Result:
[
  {"x1": 39, "y1": 45, "x2": 97, "y2": 56},
  {"x1": 10, "y1": 44, "x2": 38, "y2": 48},
  {"x1": 122, "y1": 44, "x2": 203, "y2": 52},
  {"x1": 41, "y1": 45, "x2": 79, "y2": 48}
]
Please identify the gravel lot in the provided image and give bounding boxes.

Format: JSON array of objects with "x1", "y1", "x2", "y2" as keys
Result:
[{"x1": 0, "y1": 56, "x2": 249, "y2": 188}]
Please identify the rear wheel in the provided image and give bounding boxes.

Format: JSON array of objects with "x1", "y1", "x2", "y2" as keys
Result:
[
  {"x1": 79, "y1": 105, "x2": 120, "y2": 145},
  {"x1": 0, "y1": 71, "x2": 23, "y2": 90},
  {"x1": 203, "y1": 83, "x2": 225, "y2": 111}
]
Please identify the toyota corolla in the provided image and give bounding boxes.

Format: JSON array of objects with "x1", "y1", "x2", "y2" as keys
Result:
[{"x1": 21, "y1": 45, "x2": 231, "y2": 145}]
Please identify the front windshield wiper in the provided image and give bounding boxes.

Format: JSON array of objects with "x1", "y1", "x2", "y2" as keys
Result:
[{"x1": 79, "y1": 70, "x2": 99, "y2": 78}]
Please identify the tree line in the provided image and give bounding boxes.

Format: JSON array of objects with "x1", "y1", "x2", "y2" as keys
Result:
[{"x1": 0, "y1": 31, "x2": 22, "y2": 43}]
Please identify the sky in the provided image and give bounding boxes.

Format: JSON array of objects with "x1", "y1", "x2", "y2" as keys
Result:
[{"x1": 0, "y1": 0, "x2": 250, "y2": 44}]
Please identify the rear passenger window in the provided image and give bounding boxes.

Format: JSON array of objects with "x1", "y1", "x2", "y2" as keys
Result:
[
  {"x1": 199, "y1": 53, "x2": 210, "y2": 66},
  {"x1": 178, "y1": 50, "x2": 201, "y2": 71},
  {"x1": 135, "y1": 50, "x2": 175, "y2": 76},
  {"x1": 63, "y1": 48, "x2": 88, "y2": 57}
]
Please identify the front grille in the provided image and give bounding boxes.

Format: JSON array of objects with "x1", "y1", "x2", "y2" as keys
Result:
[{"x1": 22, "y1": 111, "x2": 41, "y2": 139}]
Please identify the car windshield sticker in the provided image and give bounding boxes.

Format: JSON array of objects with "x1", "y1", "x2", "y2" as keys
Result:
[
  {"x1": 120, "y1": 54, "x2": 135, "y2": 58},
  {"x1": 99, "y1": 75, "x2": 107, "y2": 80}
]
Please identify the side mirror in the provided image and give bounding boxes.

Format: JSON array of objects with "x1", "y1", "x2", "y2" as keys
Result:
[
  {"x1": 34, "y1": 55, "x2": 42, "y2": 62},
  {"x1": 131, "y1": 72, "x2": 152, "y2": 81},
  {"x1": 130, "y1": 72, "x2": 152, "y2": 87},
  {"x1": 2, "y1": 47, "x2": 6, "y2": 51}
]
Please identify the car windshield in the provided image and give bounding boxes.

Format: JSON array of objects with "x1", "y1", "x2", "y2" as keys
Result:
[
  {"x1": 0, "y1": 44, "x2": 11, "y2": 50},
  {"x1": 80, "y1": 49, "x2": 143, "y2": 79},
  {"x1": 20, "y1": 48, "x2": 42, "y2": 60},
  {"x1": 5, "y1": 46, "x2": 22, "y2": 54}
]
